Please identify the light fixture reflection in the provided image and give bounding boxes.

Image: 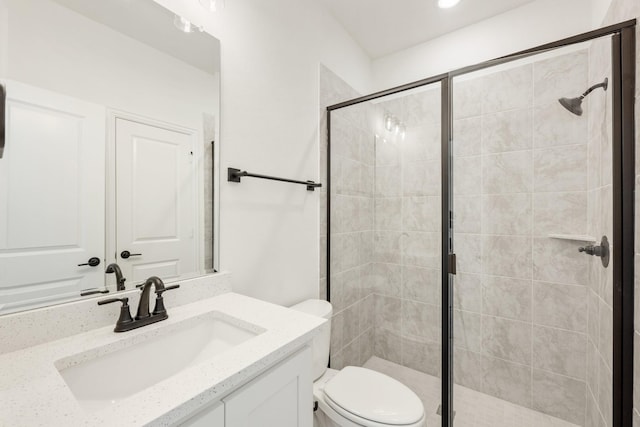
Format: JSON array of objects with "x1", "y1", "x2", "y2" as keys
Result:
[
  {"x1": 384, "y1": 114, "x2": 394, "y2": 132},
  {"x1": 199, "y1": 0, "x2": 225, "y2": 12},
  {"x1": 438, "y1": 0, "x2": 461, "y2": 8},
  {"x1": 173, "y1": 15, "x2": 203, "y2": 33}
]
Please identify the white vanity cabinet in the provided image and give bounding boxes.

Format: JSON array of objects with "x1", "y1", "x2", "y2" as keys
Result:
[{"x1": 177, "y1": 346, "x2": 312, "y2": 427}]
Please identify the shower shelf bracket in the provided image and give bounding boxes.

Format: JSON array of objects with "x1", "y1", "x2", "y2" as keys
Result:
[{"x1": 548, "y1": 234, "x2": 597, "y2": 242}]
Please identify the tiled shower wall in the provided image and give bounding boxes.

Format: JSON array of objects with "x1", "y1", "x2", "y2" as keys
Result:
[
  {"x1": 319, "y1": 65, "x2": 375, "y2": 369},
  {"x1": 586, "y1": 36, "x2": 614, "y2": 427},
  {"x1": 371, "y1": 88, "x2": 442, "y2": 376},
  {"x1": 451, "y1": 51, "x2": 593, "y2": 426}
]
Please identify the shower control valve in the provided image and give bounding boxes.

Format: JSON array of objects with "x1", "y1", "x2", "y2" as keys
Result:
[{"x1": 578, "y1": 236, "x2": 609, "y2": 268}]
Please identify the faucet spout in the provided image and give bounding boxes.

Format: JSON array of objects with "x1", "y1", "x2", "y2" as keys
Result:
[
  {"x1": 135, "y1": 276, "x2": 165, "y2": 320},
  {"x1": 105, "y1": 263, "x2": 126, "y2": 291}
]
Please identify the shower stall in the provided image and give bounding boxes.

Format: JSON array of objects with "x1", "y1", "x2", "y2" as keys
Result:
[{"x1": 321, "y1": 21, "x2": 635, "y2": 427}]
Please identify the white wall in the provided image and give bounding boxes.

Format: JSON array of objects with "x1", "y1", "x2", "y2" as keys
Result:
[
  {"x1": 0, "y1": 0, "x2": 218, "y2": 131},
  {"x1": 154, "y1": 0, "x2": 372, "y2": 305},
  {"x1": 371, "y1": 0, "x2": 595, "y2": 90}
]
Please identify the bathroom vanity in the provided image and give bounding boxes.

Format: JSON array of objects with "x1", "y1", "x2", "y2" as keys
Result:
[{"x1": 0, "y1": 274, "x2": 325, "y2": 426}]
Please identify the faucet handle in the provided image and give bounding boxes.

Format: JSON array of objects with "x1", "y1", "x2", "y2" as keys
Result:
[
  {"x1": 155, "y1": 284, "x2": 180, "y2": 296},
  {"x1": 97, "y1": 297, "x2": 134, "y2": 332},
  {"x1": 98, "y1": 297, "x2": 129, "y2": 306},
  {"x1": 152, "y1": 285, "x2": 180, "y2": 316}
]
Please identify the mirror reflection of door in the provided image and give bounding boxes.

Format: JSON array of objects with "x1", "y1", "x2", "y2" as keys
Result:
[
  {"x1": 114, "y1": 118, "x2": 197, "y2": 284},
  {"x1": 0, "y1": 81, "x2": 106, "y2": 312}
]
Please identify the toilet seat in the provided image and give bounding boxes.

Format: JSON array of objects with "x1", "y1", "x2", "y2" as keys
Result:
[{"x1": 322, "y1": 367, "x2": 424, "y2": 427}]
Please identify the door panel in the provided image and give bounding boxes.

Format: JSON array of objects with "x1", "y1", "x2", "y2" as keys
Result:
[
  {"x1": 115, "y1": 118, "x2": 196, "y2": 283},
  {"x1": 0, "y1": 81, "x2": 105, "y2": 313}
]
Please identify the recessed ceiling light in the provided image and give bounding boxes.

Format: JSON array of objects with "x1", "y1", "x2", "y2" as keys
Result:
[{"x1": 438, "y1": 0, "x2": 461, "y2": 8}]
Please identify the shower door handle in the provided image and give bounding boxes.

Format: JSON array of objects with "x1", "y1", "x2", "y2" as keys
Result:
[{"x1": 448, "y1": 253, "x2": 457, "y2": 275}]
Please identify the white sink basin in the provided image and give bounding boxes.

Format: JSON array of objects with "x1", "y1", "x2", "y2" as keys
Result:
[{"x1": 56, "y1": 312, "x2": 263, "y2": 412}]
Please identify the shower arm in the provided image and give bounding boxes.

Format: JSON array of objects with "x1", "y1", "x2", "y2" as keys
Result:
[{"x1": 580, "y1": 78, "x2": 608, "y2": 99}]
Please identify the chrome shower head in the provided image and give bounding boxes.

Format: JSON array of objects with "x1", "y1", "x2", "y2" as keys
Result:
[{"x1": 558, "y1": 77, "x2": 608, "y2": 116}]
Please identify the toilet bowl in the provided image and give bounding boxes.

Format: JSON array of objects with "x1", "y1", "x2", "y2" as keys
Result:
[{"x1": 290, "y1": 299, "x2": 425, "y2": 427}]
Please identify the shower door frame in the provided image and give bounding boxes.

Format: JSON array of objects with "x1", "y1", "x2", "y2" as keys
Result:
[{"x1": 326, "y1": 19, "x2": 636, "y2": 427}]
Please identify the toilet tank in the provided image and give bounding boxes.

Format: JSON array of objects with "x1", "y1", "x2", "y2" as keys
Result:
[{"x1": 290, "y1": 299, "x2": 332, "y2": 381}]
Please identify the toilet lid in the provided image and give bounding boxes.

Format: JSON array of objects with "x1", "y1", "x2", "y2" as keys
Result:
[{"x1": 323, "y1": 367, "x2": 424, "y2": 425}]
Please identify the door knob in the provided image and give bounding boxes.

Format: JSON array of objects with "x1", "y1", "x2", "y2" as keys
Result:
[
  {"x1": 120, "y1": 250, "x2": 142, "y2": 259},
  {"x1": 78, "y1": 257, "x2": 101, "y2": 267}
]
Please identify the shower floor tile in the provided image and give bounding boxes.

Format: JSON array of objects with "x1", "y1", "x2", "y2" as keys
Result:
[{"x1": 362, "y1": 356, "x2": 580, "y2": 427}]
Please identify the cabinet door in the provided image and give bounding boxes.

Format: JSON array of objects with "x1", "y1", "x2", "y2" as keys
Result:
[
  {"x1": 178, "y1": 402, "x2": 224, "y2": 427},
  {"x1": 224, "y1": 347, "x2": 312, "y2": 427},
  {"x1": 0, "y1": 80, "x2": 105, "y2": 313}
]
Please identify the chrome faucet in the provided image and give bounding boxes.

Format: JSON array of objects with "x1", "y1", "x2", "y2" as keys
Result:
[
  {"x1": 105, "y1": 263, "x2": 126, "y2": 291},
  {"x1": 97, "y1": 276, "x2": 179, "y2": 332}
]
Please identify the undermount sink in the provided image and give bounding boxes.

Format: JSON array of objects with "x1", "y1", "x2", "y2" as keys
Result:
[{"x1": 56, "y1": 312, "x2": 263, "y2": 412}]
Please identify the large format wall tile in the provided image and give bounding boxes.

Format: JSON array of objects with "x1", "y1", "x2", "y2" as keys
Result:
[
  {"x1": 453, "y1": 78, "x2": 483, "y2": 120},
  {"x1": 482, "y1": 108, "x2": 532, "y2": 154},
  {"x1": 375, "y1": 295, "x2": 402, "y2": 332},
  {"x1": 482, "y1": 235, "x2": 532, "y2": 279},
  {"x1": 375, "y1": 197, "x2": 402, "y2": 231},
  {"x1": 402, "y1": 196, "x2": 440, "y2": 232},
  {"x1": 454, "y1": 309, "x2": 482, "y2": 352},
  {"x1": 532, "y1": 369, "x2": 586, "y2": 425},
  {"x1": 482, "y1": 276, "x2": 532, "y2": 321},
  {"x1": 534, "y1": 102, "x2": 588, "y2": 148},
  {"x1": 402, "y1": 266, "x2": 440, "y2": 305},
  {"x1": 453, "y1": 117, "x2": 482, "y2": 157},
  {"x1": 533, "y1": 191, "x2": 587, "y2": 236},
  {"x1": 455, "y1": 233, "x2": 482, "y2": 274},
  {"x1": 532, "y1": 325, "x2": 587, "y2": 379},
  {"x1": 533, "y1": 281, "x2": 588, "y2": 332},
  {"x1": 454, "y1": 156, "x2": 482, "y2": 195},
  {"x1": 371, "y1": 262, "x2": 402, "y2": 297},
  {"x1": 454, "y1": 196, "x2": 481, "y2": 234},
  {"x1": 374, "y1": 327, "x2": 403, "y2": 365},
  {"x1": 454, "y1": 348, "x2": 483, "y2": 391},
  {"x1": 482, "y1": 64, "x2": 533, "y2": 114},
  {"x1": 481, "y1": 194, "x2": 532, "y2": 235},
  {"x1": 374, "y1": 231, "x2": 402, "y2": 264},
  {"x1": 533, "y1": 50, "x2": 588, "y2": 107},
  {"x1": 453, "y1": 273, "x2": 482, "y2": 313},
  {"x1": 533, "y1": 237, "x2": 589, "y2": 285},
  {"x1": 533, "y1": 145, "x2": 588, "y2": 193},
  {"x1": 402, "y1": 336, "x2": 441, "y2": 377},
  {"x1": 403, "y1": 300, "x2": 440, "y2": 342},
  {"x1": 481, "y1": 316, "x2": 532, "y2": 365},
  {"x1": 403, "y1": 88, "x2": 441, "y2": 126},
  {"x1": 403, "y1": 161, "x2": 440, "y2": 196},
  {"x1": 402, "y1": 124, "x2": 440, "y2": 162},
  {"x1": 482, "y1": 355, "x2": 532, "y2": 408},
  {"x1": 402, "y1": 231, "x2": 440, "y2": 268},
  {"x1": 482, "y1": 151, "x2": 533, "y2": 194}
]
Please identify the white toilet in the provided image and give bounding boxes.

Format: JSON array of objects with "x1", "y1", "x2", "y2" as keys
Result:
[{"x1": 290, "y1": 299, "x2": 425, "y2": 427}]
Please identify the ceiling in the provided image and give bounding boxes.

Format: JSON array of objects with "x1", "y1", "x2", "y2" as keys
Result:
[
  {"x1": 52, "y1": 0, "x2": 220, "y2": 75},
  {"x1": 318, "y1": 0, "x2": 537, "y2": 58}
]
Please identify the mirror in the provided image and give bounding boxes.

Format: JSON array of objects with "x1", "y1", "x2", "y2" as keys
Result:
[{"x1": 0, "y1": 0, "x2": 221, "y2": 314}]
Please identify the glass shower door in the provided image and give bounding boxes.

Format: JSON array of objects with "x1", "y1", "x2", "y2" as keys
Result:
[
  {"x1": 326, "y1": 80, "x2": 443, "y2": 425},
  {"x1": 451, "y1": 38, "x2": 614, "y2": 427}
]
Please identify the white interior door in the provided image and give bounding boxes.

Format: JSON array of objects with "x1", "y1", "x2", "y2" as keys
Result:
[
  {"x1": 115, "y1": 118, "x2": 196, "y2": 284},
  {"x1": 0, "y1": 80, "x2": 106, "y2": 313}
]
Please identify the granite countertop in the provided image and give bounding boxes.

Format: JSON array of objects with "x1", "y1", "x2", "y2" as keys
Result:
[{"x1": 0, "y1": 292, "x2": 325, "y2": 426}]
